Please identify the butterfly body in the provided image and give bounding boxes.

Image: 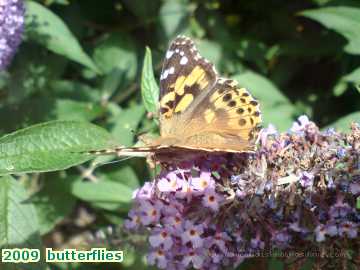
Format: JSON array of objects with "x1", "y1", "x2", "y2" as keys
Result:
[{"x1": 90, "y1": 36, "x2": 262, "y2": 160}]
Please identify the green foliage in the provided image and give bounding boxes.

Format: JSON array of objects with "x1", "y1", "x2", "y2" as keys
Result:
[
  {"x1": 0, "y1": 176, "x2": 45, "y2": 269},
  {"x1": 141, "y1": 47, "x2": 159, "y2": 114},
  {"x1": 25, "y1": 1, "x2": 100, "y2": 73},
  {"x1": 0, "y1": 121, "x2": 116, "y2": 175},
  {"x1": 0, "y1": 0, "x2": 359, "y2": 269},
  {"x1": 300, "y1": 6, "x2": 360, "y2": 55}
]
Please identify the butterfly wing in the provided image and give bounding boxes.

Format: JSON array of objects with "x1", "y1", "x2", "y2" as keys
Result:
[
  {"x1": 158, "y1": 36, "x2": 262, "y2": 152},
  {"x1": 179, "y1": 78, "x2": 262, "y2": 151},
  {"x1": 159, "y1": 36, "x2": 217, "y2": 132}
]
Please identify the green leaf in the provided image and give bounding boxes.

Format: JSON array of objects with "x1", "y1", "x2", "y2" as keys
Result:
[
  {"x1": 332, "y1": 80, "x2": 348, "y2": 96},
  {"x1": 71, "y1": 178, "x2": 133, "y2": 205},
  {"x1": 50, "y1": 80, "x2": 102, "y2": 102},
  {"x1": 7, "y1": 43, "x2": 66, "y2": 104},
  {"x1": 232, "y1": 71, "x2": 295, "y2": 131},
  {"x1": 300, "y1": 6, "x2": 360, "y2": 55},
  {"x1": 325, "y1": 112, "x2": 360, "y2": 131},
  {"x1": 109, "y1": 103, "x2": 145, "y2": 146},
  {"x1": 197, "y1": 39, "x2": 222, "y2": 70},
  {"x1": 54, "y1": 99, "x2": 105, "y2": 121},
  {"x1": 141, "y1": 47, "x2": 160, "y2": 114},
  {"x1": 160, "y1": 0, "x2": 188, "y2": 38},
  {"x1": 357, "y1": 197, "x2": 360, "y2": 209},
  {"x1": 343, "y1": 66, "x2": 360, "y2": 84},
  {"x1": 0, "y1": 176, "x2": 45, "y2": 270},
  {"x1": 32, "y1": 173, "x2": 76, "y2": 234},
  {"x1": 93, "y1": 32, "x2": 137, "y2": 77},
  {"x1": 122, "y1": 0, "x2": 159, "y2": 20},
  {"x1": 0, "y1": 121, "x2": 116, "y2": 175},
  {"x1": 0, "y1": 98, "x2": 105, "y2": 135},
  {"x1": 25, "y1": 1, "x2": 100, "y2": 72},
  {"x1": 104, "y1": 165, "x2": 140, "y2": 190}
]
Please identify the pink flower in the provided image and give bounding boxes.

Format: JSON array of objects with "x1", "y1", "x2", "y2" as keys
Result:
[
  {"x1": 124, "y1": 210, "x2": 141, "y2": 230},
  {"x1": 139, "y1": 200, "x2": 163, "y2": 225},
  {"x1": 291, "y1": 115, "x2": 310, "y2": 133},
  {"x1": 191, "y1": 171, "x2": 214, "y2": 191},
  {"x1": 181, "y1": 221, "x2": 204, "y2": 248},
  {"x1": 158, "y1": 172, "x2": 182, "y2": 192},
  {"x1": 147, "y1": 248, "x2": 168, "y2": 269},
  {"x1": 149, "y1": 228, "x2": 174, "y2": 250},
  {"x1": 202, "y1": 189, "x2": 222, "y2": 211},
  {"x1": 182, "y1": 248, "x2": 205, "y2": 269},
  {"x1": 315, "y1": 224, "x2": 326, "y2": 242},
  {"x1": 133, "y1": 181, "x2": 154, "y2": 199},
  {"x1": 208, "y1": 231, "x2": 231, "y2": 253},
  {"x1": 338, "y1": 221, "x2": 358, "y2": 238},
  {"x1": 259, "y1": 124, "x2": 277, "y2": 146}
]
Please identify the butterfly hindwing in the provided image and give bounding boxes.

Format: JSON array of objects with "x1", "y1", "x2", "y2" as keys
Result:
[
  {"x1": 159, "y1": 36, "x2": 217, "y2": 120},
  {"x1": 176, "y1": 78, "x2": 262, "y2": 151}
]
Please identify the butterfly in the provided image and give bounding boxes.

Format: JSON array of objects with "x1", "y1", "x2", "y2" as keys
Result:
[{"x1": 90, "y1": 35, "x2": 262, "y2": 161}]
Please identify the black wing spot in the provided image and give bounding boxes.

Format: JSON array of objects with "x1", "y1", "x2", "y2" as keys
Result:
[
  {"x1": 228, "y1": 100, "x2": 236, "y2": 107},
  {"x1": 223, "y1": 93, "x2": 232, "y2": 102},
  {"x1": 239, "y1": 119, "x2": 246, "y2": 126},
  {"x1": 237, "y1": 108, "x2": 244, "y2": 114}
]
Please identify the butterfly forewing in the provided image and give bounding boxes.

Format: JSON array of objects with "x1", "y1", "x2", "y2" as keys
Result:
[{"x1": 159, "y1": 36, "x2": 217, "y2": 121}]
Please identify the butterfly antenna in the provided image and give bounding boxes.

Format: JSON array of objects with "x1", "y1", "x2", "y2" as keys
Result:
[{"x1": 92, "y1": 156, "x2": 134, "y2": 170}]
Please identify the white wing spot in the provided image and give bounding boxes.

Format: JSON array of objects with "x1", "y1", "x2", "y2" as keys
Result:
[
  {"x1": 166, "y1": 50, "x2": 174, "y2": 59},
  {"x1": 161, "y1": 69, "x2": 169, "y2": 80},
  {"x1": 180, "y1": 51, "x2": 184, "y2": 56},
  {"x1": 175, "y1": 49, "x2": 180, "y2": 53},
  {"x1": 180, "y1": 56, "x2": 188, "y2": 65},
  {"x1": 168, "y1": 66, "x2": 175, "y2": 74}
]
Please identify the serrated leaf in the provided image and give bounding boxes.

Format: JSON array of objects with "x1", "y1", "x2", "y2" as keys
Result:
[
  {"x1": 0, "y1": 121, "x2": 116, "y2": 175},
  {"x1": 0, "y1": 176, "x2": 45, "y2": 270},
  {"x1": 25, "y1": 1, "x2": 100, "y2": 73},
  {"x1": 232, "y1": 71, "x2": 295, "y2": 131},
  {"x1": 325, "y1": 112, "x2": 360, "y2": 131},
  {"x1": 300, "y1": 6, "x2": 360, "y2": 55},
  {"x1": 141, "y1": 47, "x2": 159, "y2": 114}
]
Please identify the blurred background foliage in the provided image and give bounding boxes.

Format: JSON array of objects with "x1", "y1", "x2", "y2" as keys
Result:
[{"x1": 0, "y1": 0, "x2": 360, "y2": 269}]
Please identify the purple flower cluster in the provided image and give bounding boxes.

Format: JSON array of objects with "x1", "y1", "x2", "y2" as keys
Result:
[
  {"x1": 0, "y1": 0, "x2": 25, "y2": 70},
  {"x1": 125, "y1": 116, "x2": 360, "y2": 269}
]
